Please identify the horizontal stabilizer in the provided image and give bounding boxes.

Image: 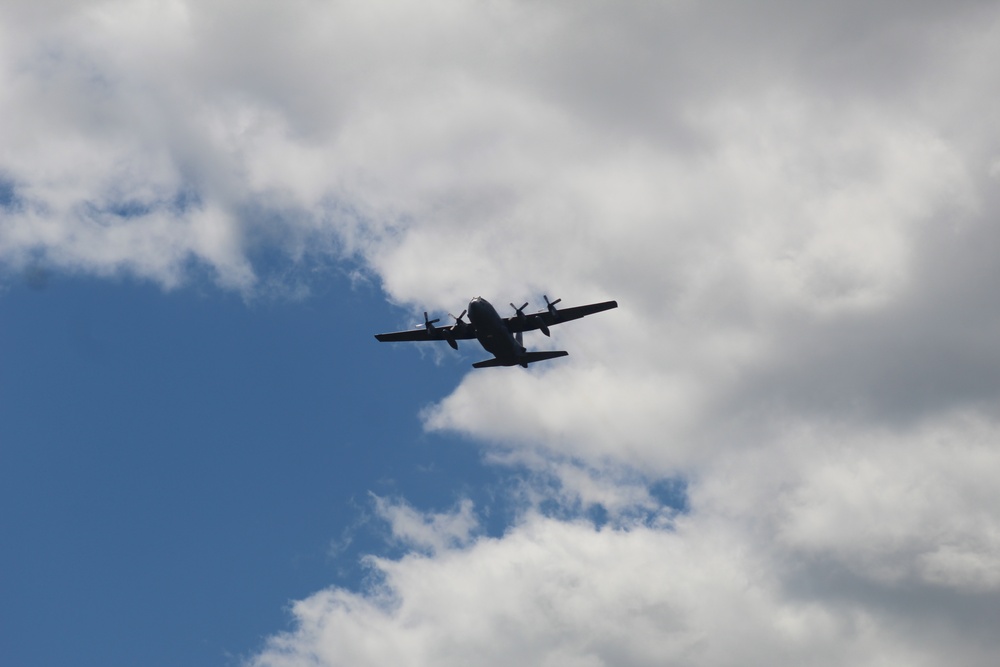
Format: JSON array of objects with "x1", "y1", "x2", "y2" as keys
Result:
[
  {"x1": 472, "y1": 350, "x2": 569, "y2": 369},
  {"x1": 522, "y1": 350, "x2": 569, "y2": 365},
  {"x1": 471, "y1": 357, "x2": 507, "y2": 368}
]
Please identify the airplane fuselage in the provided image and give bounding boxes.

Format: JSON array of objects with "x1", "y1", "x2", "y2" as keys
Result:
[{"x1": 467, "y1": 297, "x2": 525, "y2": 365}]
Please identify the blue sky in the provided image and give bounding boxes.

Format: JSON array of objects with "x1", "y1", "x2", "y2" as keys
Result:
[
  {"x1": 0, "y1": 271, "x2": 502, "y2": 665},
  {"x1": 2, "y1": 270, "x2": 686, "y2": 665},
  {"x1": 3, "y1": 2, "x2": 1000, "y2": 666}
]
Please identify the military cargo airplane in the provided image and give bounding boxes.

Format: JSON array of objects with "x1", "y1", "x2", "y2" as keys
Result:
[{"x1": 374, "y1": 295, "x2": 618, "y2": 368}]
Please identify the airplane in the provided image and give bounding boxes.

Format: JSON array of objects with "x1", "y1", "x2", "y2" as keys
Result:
[{"x1": 374, "y1": 295, "x2": 618, "y2": 368}]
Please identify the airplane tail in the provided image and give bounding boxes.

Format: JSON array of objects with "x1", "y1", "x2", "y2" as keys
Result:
[{"x1": 472, "y1": 350, "x2": 568, "y2": 368}]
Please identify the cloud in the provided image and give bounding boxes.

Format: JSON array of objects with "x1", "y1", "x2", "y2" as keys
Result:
[
  {"x1": 3, "y1": 0, "x2": 996, "y2": 298},
  {"x1": 700, "y1": 412, "x2": 1000, "y2": 592},
  {"x1": 372, "y1": 495, "x2": 479, "y2": 555},
  {"x1": 250, "y1": 412, "x2": 1000, "y2": 666},
  {"x1": 5, "y1": 1, "x2": 1000, "y2": 665},
  {"x1": 252, "y1": 508, "x2": 987, "y2": 667}
]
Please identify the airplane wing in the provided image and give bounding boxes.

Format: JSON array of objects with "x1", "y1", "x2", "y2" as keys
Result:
[
  {"x1": 504, "y1": 299, "x2": 618, "y2": 334},
  {"x1": 374, "y1": 323, "x2": 477, "y2": 343}
]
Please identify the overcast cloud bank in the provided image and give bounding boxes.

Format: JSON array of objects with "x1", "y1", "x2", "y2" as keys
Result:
[{"x1": 4, "y1": 1, "x2": 1000, "y2": 665}]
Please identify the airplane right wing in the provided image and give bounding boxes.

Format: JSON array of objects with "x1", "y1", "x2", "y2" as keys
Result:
[{"x1": 505, "y1": 299, "x2": 618, "y2": 334}]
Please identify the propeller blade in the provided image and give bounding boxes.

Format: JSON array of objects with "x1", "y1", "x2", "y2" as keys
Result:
[
  {"x1": 544, "y1": 295, "x2": 561, "y2": 317},
  {"x1": 446, "y1": 310, "x2": 467, "y2": 350}
]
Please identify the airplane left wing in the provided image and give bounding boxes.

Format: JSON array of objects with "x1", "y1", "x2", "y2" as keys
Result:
[
  {"x1": 374, "y1": 308, "x2": 478, "y2": 350},
  {"x1": 374, "y1": 329, "x2": 435, "y2": 342},
  {"x1": 374, "y1": 325, "x2": 478, "y2": 342}
]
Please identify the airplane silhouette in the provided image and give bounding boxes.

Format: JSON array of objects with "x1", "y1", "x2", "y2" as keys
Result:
[{"x1": 375, "y1": 295, "x2": 618, "y2": 368}]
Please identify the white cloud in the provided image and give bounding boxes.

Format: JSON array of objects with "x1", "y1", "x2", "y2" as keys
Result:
[
  {"x1": 767, "y1": 414, "x2": 1000, "y2": 592},
  {"x1": 251, "y1": 412, "x2": 1000, "y2": 666},
  {"x1": 252, "y1": 511, "x2": 957, "y2": 667},
  {"x1": 372, "y1": 495, "x2": 479, "y2": 555},
  {"x1": 4, "y1": 1, "x2": 1000, "y2": 665}
]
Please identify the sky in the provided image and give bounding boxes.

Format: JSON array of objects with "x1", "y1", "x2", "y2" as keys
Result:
[{"x1": 2, "y1": 1, "x2": 1000, "y2": 665}]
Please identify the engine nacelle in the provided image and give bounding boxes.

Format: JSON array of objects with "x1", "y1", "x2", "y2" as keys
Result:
[{"x1": 536, "y1": 316, "x2": 550, "y2": 337}]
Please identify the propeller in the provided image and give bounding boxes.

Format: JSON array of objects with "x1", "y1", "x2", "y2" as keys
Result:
[
  {"x1": 510, "y1": 302, "x2": 529, "y2": 321},
  {"x1": 511, "y1": 303, "x2": 529, "y2": 349},
  {"x1": 533, "y1": 295, "x2": 562, "y2": 336},
  {"x1": 444, "y1": 310, "x2": 468, "y2": 350},
  {"x1": 544, "y1": 295, "x2": 562, "y2": 317},
  {"x1": 422, "y1": 312, "x2": 440, "y2": 331}
]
